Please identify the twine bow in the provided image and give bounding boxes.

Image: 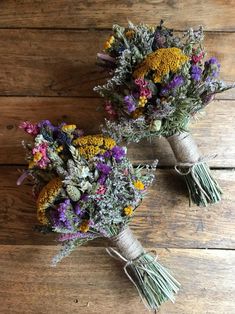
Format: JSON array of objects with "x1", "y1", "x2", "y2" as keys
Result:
[
  {"x1": 106, "y1": 246, "x2": 158, "y2": 311},
  {"x1": 174, "y1": 154, "x2": 217, "y2": 176}
]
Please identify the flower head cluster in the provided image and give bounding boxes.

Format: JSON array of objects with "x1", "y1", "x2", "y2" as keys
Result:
[
  {"x1": 95, "y1": 21, "x2": 233, "y2": 141},
  {"x1": 20, "y1": 120, "x2": 156, "y2": 264}
]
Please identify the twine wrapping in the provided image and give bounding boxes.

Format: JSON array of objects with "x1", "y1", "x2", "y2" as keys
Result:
[
  {"x1": 110, "y1": 226, "x2": 144, "y2": 261},
  {"x1": 167, "y1": 132, "x2": 201, "y2": 164}
]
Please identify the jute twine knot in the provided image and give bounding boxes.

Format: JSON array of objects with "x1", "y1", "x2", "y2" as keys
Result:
[{"x1": 167, "y1": 132, "x2": 216, "y2": 175}]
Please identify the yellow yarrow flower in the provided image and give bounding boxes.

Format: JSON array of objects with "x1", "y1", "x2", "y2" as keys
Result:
[
  {"x1": 56, "y1": 145, "x2": 63, "y2": 153},
  {"x1": 133, "y1": 47, "x2": 188, "y2": 83},
  {"x1": 103, "y1": 137, "x2": 116, "y2": 150},
  {"x1": 36, "y1": 177, "x2": 63, "y2": 225},
  {"x1": 104, "y1": 35, "x2": 115, "y2": 50},
  {"x1": 79, "y1": 220, "x2": 90, "y2": 233},
  {"x1": 138, "y1": 96, "x2": 148, "y2": 107},
  {"x1": 77, "y1": 145, "x2": 101, "y2": 160},
  {"x1": 62, "y1": 124, "x2": 77, "y2": 133},
  {"x1": 73, "y1": 135, "x2": 104, "y2": 147},
  {"x1": 125, "y1": 30, "x2": 135, "y2": 38},
  {"x1": 73, "y1": 134, "x2": 116, "y2": 159},
  {"x1": 123, "y1": 206, "x2": 133, "y2": 216},
  {"x1": 133, "y1": 180, "x2": 145, "y2": 190},
  {"x1": 33, "y1": 152, "x2": 43, "y2": 163}
]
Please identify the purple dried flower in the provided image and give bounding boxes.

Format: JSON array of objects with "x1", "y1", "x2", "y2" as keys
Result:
[
  {"x1": 160, "y1": 75, "x2": 184, "y2": 96},
  {"x1": 74, "y1": 203, "x2": 83, "y2": 216},
  {"x1": 111, "y1": 146, "x2": 126, "y2": 161},
  {"x1": 204, "y1": 57, "x2": 221, "y2": 79},
  {"x1": 103, "y1": 150, "x2": 112, "y2": 158},
  {"x1": 96, "y1": 163, "x2": 111, "y2": 175},
  {"x1": 191, "y1": 65, "x2": 202, "y2": 81},
  {"x1": 98, "y1": 173, "x2": 107, "y2": 185},
  {"x1": 124, "y1": 95, "x2": 136, "y2": 113}
]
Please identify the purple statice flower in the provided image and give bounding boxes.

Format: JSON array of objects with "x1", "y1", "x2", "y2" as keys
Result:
[
  {"x1": 37, "y1": 120, "x2": 56, "y2": 130},
  {"x1": 124, "y1": 95, "x2": 136, "y2": 113},
  {"x1": 191, "y1": 65, "x2": 202, "y2": 81},
  {"x1": 98, "y1": 173, "x2": 107, "y2": 185},
  {"x1": 96, "y1": 162, "x2": 112, "y2": 185},
  {"x1": 204, "y1": 57, "x2": 221, "y2": 79},
  {"x1": 96, "y1": 163, "x2": 111, "y2": 175},
  {"x1": 74, "y1": 203, "x2": 85, "y2": 216},
  {"x1": 103, "y1": 150, "x2": 112, "y2": 158},
  {"x1": 111, "y1": 146, "x2": 126, "y2": 162},
  {"x1": 206, "y1": 57, "x2": 220, "y2": 66},
  {"x1": 160, "y1": 75, "x2": 184, "y2": 96},
  {"x1": 51, "y1": 199, "x2": 72, "y2": 230}
]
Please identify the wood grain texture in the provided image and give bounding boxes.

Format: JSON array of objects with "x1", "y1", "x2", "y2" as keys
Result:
[
  {"x1": 0, "y1": 29, "x2": 233, "y2": 97},
  {"x1": 0, "y1": 0, "x2": 234, "y2": 31},
  {"x1": 0, "y1": 245, "x2": 234, "y2": 314},
  {"x1": 1, "y1": 167, "x2": 234, "y2": 248},
  {"x1": 1, "y1": 97, "x2": 235, "y2": 166}
]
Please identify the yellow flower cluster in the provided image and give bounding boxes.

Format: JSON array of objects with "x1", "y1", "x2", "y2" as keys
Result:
[
  {"x1": 104, "y1": 137, "x2": 116, "y2": 149},
  {"x1": 133, "y1": 180, "x2": 145, "y2": 190},
  {"x1": 123, "y1": 206, "x2": 133, "y2": 216},
  {"x1": 104, "y1": 35, "x2": 115, "y2": 50},
  {"x1": 62, "y1": 124, "x2": 77, "y2": 133},
  {"x1": 33, "y1": 152, "x2": 42, "y2": 163},
  {"x1": 125, "y1": 30, "x2": 135, "y2": 38},
  {"x1": 73, "y1": 135, "x2": 104, "y2": 146},
  {"x1": 28, "y1": 152, "x2": 42, "y2": 169},
  {"x1": 133, "y1": 47, "x2": 189, "y2": 83},
  {"x1": 36, "y1": 177, "x2": 63, "y2": 225},
  {"x1": 138, "y1": 96, "x2": 148, "y2": 107},
  {"x1": 79, "y1": 220, "x2": 90, "y2": 233},
  {"x1": 73, "y1": 134, "x2": 116, "y2": 159},
  {"x1": 56, "y1": 145, "x2": 63, "y2": 153}
]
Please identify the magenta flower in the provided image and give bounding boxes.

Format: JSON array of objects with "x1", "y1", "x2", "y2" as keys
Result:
[
  {"x1": 19, "y1": 121, "x2": 39, "y2": 136},
  {"x1": 96, "y1": 185, "x2": 107, "y2": 195}
]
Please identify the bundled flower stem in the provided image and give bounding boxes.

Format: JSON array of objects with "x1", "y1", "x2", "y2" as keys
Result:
[
  {"x1": 18, "y1": 120, "x2": 180, "y2": 311},
  {"x1": 94, "y1": 21, "x2": 234, "y2": 207},
  {"x1": 167, "y1": 132, "x2": 222, "y2": 206}
]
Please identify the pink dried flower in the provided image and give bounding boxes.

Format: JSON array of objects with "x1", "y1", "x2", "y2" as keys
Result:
[
  {"x1": 96, "y1": 185, "x2": 107, "y2": 195},
  {"x1": 192, "y1": 52, "x2": 204, "y2": 64},
  {"x1": 19, "y1": 121, "x2": 39, "y2": 136},
  {"x1": 32, "y1": 143, "x2": 50, "y2": 169}
]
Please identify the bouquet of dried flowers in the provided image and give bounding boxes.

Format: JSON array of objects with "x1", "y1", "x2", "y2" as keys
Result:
[
  {"x1": 94, "y1": 21, "x2": 234, "y2": 207},
  {"x1": 18, "y1": 120, "x2": 180, "y2": 311}
]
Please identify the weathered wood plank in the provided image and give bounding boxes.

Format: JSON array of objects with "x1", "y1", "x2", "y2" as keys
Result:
[
  {"x1": 0, "y1": 245, "x2": 234, "y2": 314},
  {"x1": 0, "y1": 29, "x2": 233, "y2": 97},
  {"x1": 0, "y1": 1, "x2": 234, "y2": 31},
  {"x1": 1, "y1": 167, "x2": 234, "y2": 248},
  {"x1": 0, "y1": 97, "x2": 235, "y2": 167}
]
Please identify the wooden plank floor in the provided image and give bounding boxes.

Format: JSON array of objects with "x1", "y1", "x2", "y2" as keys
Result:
[{"x1": 0, "y1": 2, "x2": 234, "y2": 313}]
